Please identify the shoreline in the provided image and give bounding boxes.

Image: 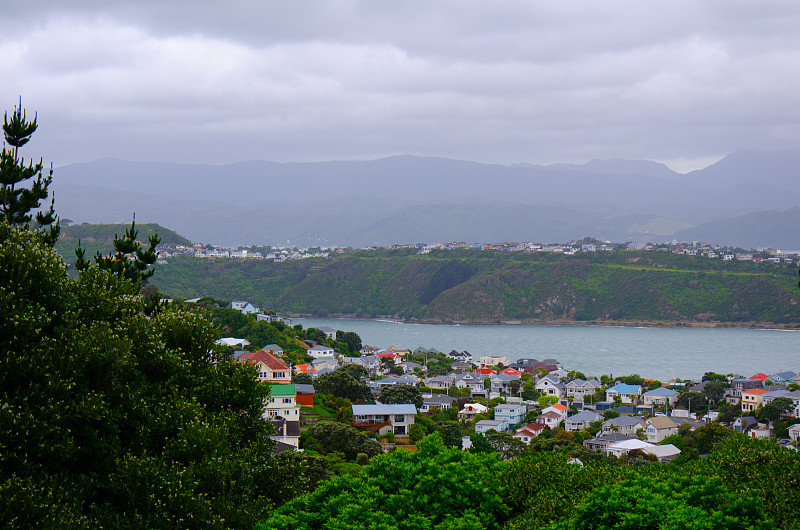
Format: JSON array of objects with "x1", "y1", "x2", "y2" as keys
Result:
[{"x1": 292, "y1": 315, "x2": 800, "y2": 331}]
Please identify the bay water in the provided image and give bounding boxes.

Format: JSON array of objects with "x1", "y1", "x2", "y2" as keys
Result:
[{"x1": 296, "y1": 318, "x2": 799, "y2": 381}]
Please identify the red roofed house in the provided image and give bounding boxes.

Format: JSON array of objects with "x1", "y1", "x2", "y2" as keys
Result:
[
  {"x1": 750, "y1": 373, "x2": 770, "y2": 381},
  {"x1": 239, "y1": 350, "x2": 291, "y2": 384},
  {"x1": 741, "y1": 388, "x2": 769, "y2": 413},
  {"x1": 513, "y1": 422, "x2": 546, "y2": 444},
  {"x1": 294, "y1": 364, "x2": 317, "y2": 374},
  {"x1": 475, "y1": 366, "x2": 498, "y2": 375},
  {"x1": 500, "y1": 367, "x2": 522, "y2": 376}
]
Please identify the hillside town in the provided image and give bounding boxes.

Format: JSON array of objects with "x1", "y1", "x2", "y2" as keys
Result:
[
  {"x1": 222, "y1": 317, "x2": 800, "y2": 461},
  {"x1": 155, "y1": 238, "x2": 798, "y2": 264}
]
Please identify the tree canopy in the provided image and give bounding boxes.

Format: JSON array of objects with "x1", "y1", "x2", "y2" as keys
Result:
[
  {"x1": 0, "y1": 98, "x2": 58, "y2": 244},
  {"x1": 0, "y1": 218, "x2": 309, "y2": 527}
]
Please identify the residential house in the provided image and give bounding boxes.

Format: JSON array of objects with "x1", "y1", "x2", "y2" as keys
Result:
[
  {"x1": 424, "y1": 375, "x2": 456, "y2": 391},
  {"x1": 475, "y1": 419, "x2": 506, "y2": 433},
  {"x1": 733, "y1": 416, "x2": 759, "y2": 434},
  {"x1": 584, "y1": 433, "x2": 636, "y2": 454},
  {"x1": 536, "y1": 374, "x2": 566, "y2": 399},
  {"x1": 489, "y1": 373, "x2": 521, "y2": 394},
  {"x1": 317, "y1": 326, "x2": 337, "y2": 339},
  {"x1": 400, "y1": 361, "x2": 423, "y2": 374},
  {"x1": 262, "y1": 344, "x2": 284, "y2": 356},
  {"x1": 450, "y1": 361, "x2": 472, "y2": 373},
  {"x1": 312, "y1": 357, "x2": 338, "y2": 372},
  {"x1": 479, "y1": 355, "x2": 509, "y2": 366},
  {"x1": 376, "y1": 374, "x2": 420, "y2": 388},
  {"x1": 513, "y1": 423, "x2": 546, "y2": 443},
  {"x1": 458, "y1": 402, "x2": 489, "y2": 420},
  {"x1": 750, "y1": 372, "x2": 770, "y2": 382},
  {"x1": 494, "y1": 403, "x2": 527, "y2": 427},
  {"x1": 605, "y1": 383, "x2": 642, "y2": 404},
  {"x1": 564, "y1": 410, "x2": 602, "y2": 432},
  {"x1": 788, "y1": 423, "x2": 800, "y2": 442},
  {"x1": 500, "y1": 367, "x2": 523, "y2": 377},
  {"x1": 389, "y1": 347, "x2": 412, "y2": 357},
  {"x1": 726, "y1": 378, "x2": 764, "y2": 404},
  {"x1": 509, "y1": 358, "x2": 540, "y2": 373},
  {"x1": 307, "y1": 345, "x2": 335, "y2": 358},
  {"x1": 605, "y1": 439, "x2": 681, "y2": 462},
  {"x1": 227, "y1": 300, "x2": 258, "y2": 314},
  {"x1": 535, "y1": 359, "x2": 560, "y2": 371},
  {"x1": 310, "y1": 367, "x2": 334, "y2": 379},
  {"x1": 264, "y1": 384, "x2": 300, "y2": 421},
  {"x1": 565, "y1": 379, "x2": 602, "y2": 401},
  {"x1": 239, "y1": 350, "x2": 291, "y2": 384},
  {"x1": 542, "y1": 403, "x2": 569, "y2": 420},
  {"x1": 215, "y1": 337, "x2": 250, "y2": 349},
  {"x1": 351, "y1": 403, "x2": 417, "y2": 436},
  {"x1": 475, "y1": 366, "x2": 498, "y2": 375},
  {"x1": 294, "y1": 364, "x2": 316, "y2": 375},
  {"x1": 295, "y1": 384, "x2": 315, "y2": 407},
  {"x1": 601, "y1": 416, "x2": 645, "y2": 436},
  {"x1": 535, "y1": 410, "x2": 562, "y2": 428},
  {"x1": 421, "y1": 393, "x2": 455, "y2": 413},
  {"x1": 454, "y1": 373, "x2": 487, "y2": 395},
  {"x1": 645, "y1": 416, "x2": 678, "y2": 443},
  {"x1": 269, "y1": 419, "x2": 300, "y2": 449},
  {"x1": 360, "y1": 345, "x2": 378, "y2": 355},
  {"x1": 445, "y1": 350, "x2": 473, "y2": 362},
  {"x1": 642, "y1": 387, "x2": 680, "y2": 408},
  {"x1": 768, "y1": 371, "x2": 798, "y2": 385},
  {"x1": 741, "y1": 388, "x2": 769, "y2": 413}
]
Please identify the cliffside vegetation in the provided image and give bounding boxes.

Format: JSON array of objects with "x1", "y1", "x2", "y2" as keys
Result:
[{"x1": 151, "y1": 248, "x2": 800, "y2": 326}]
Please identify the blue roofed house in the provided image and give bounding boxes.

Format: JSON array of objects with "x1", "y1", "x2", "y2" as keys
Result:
[
  {"x1": 768, "y1": 371, "x2": 798, "y2": 385},
  {"x1": 351, "y1": 403, "x2": 417, "y2": 436},
  {"x1": 494, "y1": 403, "x2": 526, "y2": 428},
  {"x1": 606, "y1": 383, "x2": 642, "y2": 404},
  {"x1": 641, "y1": 387, "x2": 680, "y2": 408}
]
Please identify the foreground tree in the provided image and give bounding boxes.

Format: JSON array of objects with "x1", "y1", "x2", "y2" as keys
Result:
[
  {"x1": 0, "y1": 98, "x2": 58, "y2": 244},
  {"x1": 0, "y1": 221, "x2": 309, "y2": 528}
]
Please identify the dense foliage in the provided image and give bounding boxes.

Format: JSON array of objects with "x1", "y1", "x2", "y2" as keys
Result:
[
  {"x1": 149, "y1": 248, "x2": 800, "y2": 325},
  {"x1": 0, "y1": 221, "x2": 310, "y2": 528},
  {"x1": 261, "y1": 433, "x2": 509, "y2": 530}
]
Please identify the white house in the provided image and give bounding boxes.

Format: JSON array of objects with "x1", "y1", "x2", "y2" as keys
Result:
[
  {"x1": 351, "y1": 403, "x2": 417, "y2": 436},
  {"x1": 641, "y1": 387, "x2": 680, "y2": 408},
  {"x1": 307, "y1": 345, "x2": 335, "y2": 358},
  {"x1": 227, "y1": 300, "x2": 258, "y2": 314},
  {"x1": 475, "y1": 419, "x2": 506, "y2": 433},
  {"x1": 564, "y1": 410, "x2": 601, "y2": 432},
  {"x1": 645, "y1": 416, "x2": 678, "y2": 443},
  {"x1": 565, "y1": 379, "x2": 602, "y2": 401},
  {"x1": 536, "y1": 374, "x2": 566, "y2": 399},
  {"x1": 263, "y1": 384, "x2": 301, "y2": 422}
]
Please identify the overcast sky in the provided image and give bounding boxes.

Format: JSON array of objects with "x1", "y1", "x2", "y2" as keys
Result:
[{"x1": 3, "y1": 1, "x2": 800, "y2": 172}]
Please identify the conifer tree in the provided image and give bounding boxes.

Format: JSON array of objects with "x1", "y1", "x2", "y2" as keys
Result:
[{"x1": 0, "y1": 97, "x2": 58, "y2": 245}]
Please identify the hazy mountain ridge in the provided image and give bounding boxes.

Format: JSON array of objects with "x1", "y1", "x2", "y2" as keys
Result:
[{"x1": 52, "y1": 150, "x2": 800, "y2": 247}]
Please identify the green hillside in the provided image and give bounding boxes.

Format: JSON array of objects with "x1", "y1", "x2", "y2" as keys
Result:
[
  {"x1": 55, "y1": 222, "x2": 192, "y2": 267},
  {"x1": 151, "y1": 248, "x2": 800, "y2": 326}
]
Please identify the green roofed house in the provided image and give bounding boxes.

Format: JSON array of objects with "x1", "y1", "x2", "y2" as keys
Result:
[{"x1": 264, "y1": 384, "x2": 300, "y2": 422}]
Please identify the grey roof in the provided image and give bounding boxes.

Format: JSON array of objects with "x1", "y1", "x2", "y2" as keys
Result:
[
  {"x1": 423, "y1": 394, "x2": 455, "y2": 406},
  {"x1": 352, "y1": 403, "x2": 417, "y2": 415},
  {"x1": 476, "y1": 419, "x2": 504, "y2": 427},
  {"x1": 585, "y1": 433, "x2": 636, "y2": 445},
  {"x1": 604, "y1": 416, "x2": 645, "y2": 427},
  {"x1": 295, "y1": 384, "x2": 315, "y2": 394},
  {"x1": 770, "y1": 371, "x2": 797, "y2": 380},
  {"x1": 270, "y1": 420, "x2": 301, "y2": 437},
  {"x1": 566, "y1": 411, "x2": 601, "y2": 423},
  {"x1": 495, "y1": 403, "x2": 525, "y2": 412}
]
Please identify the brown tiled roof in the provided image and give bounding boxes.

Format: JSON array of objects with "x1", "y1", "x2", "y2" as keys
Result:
[{"x1": 243, "y1": 349, "x2": 289, "y2": 371}]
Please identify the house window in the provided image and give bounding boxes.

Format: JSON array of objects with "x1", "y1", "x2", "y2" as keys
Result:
[{"x1": 394, "y1": 415, "x2": 405, "y2": 423}]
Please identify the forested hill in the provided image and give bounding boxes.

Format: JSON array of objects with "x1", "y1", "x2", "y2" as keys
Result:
[
  {"x1": 55, "y1": 222, "x2": 192, "y2": 267},
  {"x1": 151, "y1": 249, "x2": 800, "y2": 326}
]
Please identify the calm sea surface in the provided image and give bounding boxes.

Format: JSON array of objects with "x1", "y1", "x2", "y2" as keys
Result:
[{"x1": 296, "y1": 318, "x2": 800, "y2": 381}]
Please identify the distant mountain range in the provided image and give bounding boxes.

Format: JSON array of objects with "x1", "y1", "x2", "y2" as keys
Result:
[{"x1": 51, "y1": 150, "x2": 800, "y2": 248}]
